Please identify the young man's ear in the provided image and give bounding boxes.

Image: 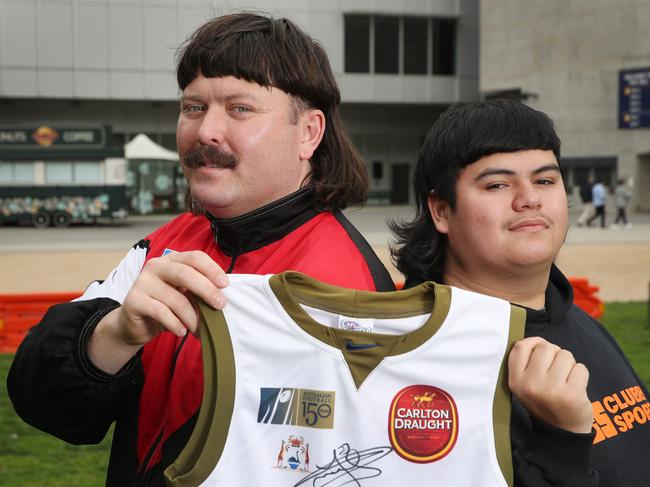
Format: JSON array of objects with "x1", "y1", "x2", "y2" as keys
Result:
[
  {"x1": 299, "y1": 109, "x2": 325, "y2": 161},
  {"x1": 427, "y1": 192, "x2": 450, "y2": 235}
]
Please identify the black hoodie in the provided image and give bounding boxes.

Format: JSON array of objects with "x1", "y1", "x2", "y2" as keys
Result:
[{"x1": 512, "y1": 265, "x2": 650, "y2": 486}]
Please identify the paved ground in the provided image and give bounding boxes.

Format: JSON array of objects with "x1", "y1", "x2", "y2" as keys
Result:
[{"x1": 1, "y1": 205, "x2": 649, "y2": 302}]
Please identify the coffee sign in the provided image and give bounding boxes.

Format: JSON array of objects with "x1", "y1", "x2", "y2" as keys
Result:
[{"x1": 0, "y1": 125, "x2": 105, "y2": 148}]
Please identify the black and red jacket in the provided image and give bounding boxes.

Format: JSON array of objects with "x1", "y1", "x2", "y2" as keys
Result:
[{"x1": 8, "y1": 188, "x2": 395, "y2": 486}]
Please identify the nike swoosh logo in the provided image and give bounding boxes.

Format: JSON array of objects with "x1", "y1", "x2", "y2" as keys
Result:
[{"x1": 345, "y1": 340, "x2": 380, "y2": 351}]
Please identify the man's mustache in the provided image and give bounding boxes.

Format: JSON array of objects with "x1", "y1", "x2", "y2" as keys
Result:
[{"x1": 182, "y1": 146, "x2": 238, "y2": 169}]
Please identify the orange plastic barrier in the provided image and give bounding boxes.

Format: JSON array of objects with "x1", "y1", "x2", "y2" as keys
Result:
[
  {"x1": 397, "y1": 278, "x2": 604, "y2": 319},
  {"x1": 0, "y1": 292, "x2": 81, "y2": 353},
  {"x1": 0, "y1": 278, "x2": 604, "y2": 354},
  {"x1": 568, "y1": 277, "x2": 605, "y2": 319}
]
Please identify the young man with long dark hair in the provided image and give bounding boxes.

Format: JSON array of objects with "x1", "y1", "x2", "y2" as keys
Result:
[{"x1": 392, "y1": 99, "x2": 650, "y2": 486}]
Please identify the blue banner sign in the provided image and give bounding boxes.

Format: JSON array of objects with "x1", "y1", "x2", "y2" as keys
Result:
[{"x1": 619, "y1": 68, "x2": 650, "y2": 129}]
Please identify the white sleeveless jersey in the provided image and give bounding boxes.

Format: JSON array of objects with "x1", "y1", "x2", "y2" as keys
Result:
[{"x1": 165, "y1": 272, "x2": 525, "y2": 487}]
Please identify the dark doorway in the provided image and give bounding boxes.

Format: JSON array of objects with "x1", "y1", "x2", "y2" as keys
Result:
[{"x1": 391, "y1": 163, "x2": 411, "y2": 204}]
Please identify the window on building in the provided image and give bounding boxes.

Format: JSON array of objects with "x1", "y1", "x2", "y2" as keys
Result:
[
  {"x1": 562, "y1": 157, "x2": 617, "y2": 194},
  {"x1": 14, "y1": 163, "x2": 34, "y2": 183},
  {"x1": 594, "y1": 167, "x2": 615, "y2": 189},
  {"x1": 0, "y1": 162, "x2": 35, "y2": 184},
  {"x1": 75, "y1": 162, "x2": 102, "y2": 183},
  {"x1": 374, "y1": 16, "x2": 399, "y2": 74},
  {"x1": 45, "y1": 161, "x2": 102, "y2": 184},
  {"x1": 432, "y1": 18, "x2": 456, "y2": 75},
  {"x1": 572, "y1": 167, "x2": 591, "y2": 188},
  {"x1": 372, "y1": 160, "x2": 383, "y2": 179},
  {"x1": 46, "y1": 162, "x2": 73, "y2": 183},
  {"x1": 345, "y1": 15, "x2": 370, "y2": 73},
  {"x1": 344, "y1": 15, "x2": 456, "y2": 76},
  {"x1": 404, "y1": 17, "x2": 428, "y2": 75},
  {"x1": 0, "y1": 163, "x2": 10, "y2": 182}
]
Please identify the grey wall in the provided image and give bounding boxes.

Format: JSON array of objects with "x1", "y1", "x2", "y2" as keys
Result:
[
  {"x1": 480, "y1": 0, "x2": 650, "y2": 210},
  {"x1": 1, "y1": 0, "x2": 478, "y2": 104},
  {"x1": 1, "y1": 0, "x2": 479, "y2": 205}
]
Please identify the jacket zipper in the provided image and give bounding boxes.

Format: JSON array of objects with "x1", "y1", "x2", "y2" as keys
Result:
[
  {"x1": 225, "y1": 253, "x2": 237, "y2": 273},
  {"x1": 133, "y1": 329, "x2": 190, "y2": 485},
  {"x1": 133, "y1": 430, "x2": 162, "y2": 486}
]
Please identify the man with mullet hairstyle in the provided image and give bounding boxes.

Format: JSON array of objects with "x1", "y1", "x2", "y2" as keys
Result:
[
  {"x1": 391, "y1": 99, "x2": 650, "y2": 486},
  {"x1": 8, "y1": 13, "x2": 394, "y2": 486}
]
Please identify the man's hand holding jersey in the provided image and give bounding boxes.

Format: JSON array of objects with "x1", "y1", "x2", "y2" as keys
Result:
[{"x1": 87, "y1": 250, "x2": 228, "y2": 374}]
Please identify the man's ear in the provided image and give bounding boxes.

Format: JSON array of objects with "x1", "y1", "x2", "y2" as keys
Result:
[
  {"x1": 299, "y1": 109, "x2": 325, "y2": 161},
  {"x1": 427, "y1": 192, "x2": 450, "y2": 235}
]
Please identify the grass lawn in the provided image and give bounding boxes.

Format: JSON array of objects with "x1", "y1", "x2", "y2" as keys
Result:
[
  {"x1": 600, "y1": 301, "x2": 650, "y2": 386},
  {"x1": 0, "y1": 301, "x2": 648, "y2": 486},
  {"x1": 0, "y1": 353, "x2": 112, "y2": 486}
]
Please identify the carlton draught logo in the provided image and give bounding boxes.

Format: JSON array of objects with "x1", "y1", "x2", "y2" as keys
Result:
[{"x1": 388, "y1": 385, "x2": 458, "y2": 463}]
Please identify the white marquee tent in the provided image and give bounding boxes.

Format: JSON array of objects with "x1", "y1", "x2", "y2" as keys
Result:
[
  {"x1": 124, "y1": 133, "x2": 178, "y2": 160},
  {"x1": 123, "y1": 133, "x2": 180, "y2": 215}
]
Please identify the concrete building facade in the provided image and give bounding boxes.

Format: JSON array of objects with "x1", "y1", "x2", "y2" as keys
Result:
[
  {"x1": 0, "y1": 0, "x2": 479, "y2": 213},
  {"x1": 481, "y1": 0, "x2": 650, "y2": 211}
]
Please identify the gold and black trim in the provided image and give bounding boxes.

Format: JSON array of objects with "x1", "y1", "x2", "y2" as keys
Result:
[
  {"x1": 164, "y1": 301, "x2": 236, "y2": 487},
  {"x1": 492, "y1": 304, "x2": 526, "y2": 487}
]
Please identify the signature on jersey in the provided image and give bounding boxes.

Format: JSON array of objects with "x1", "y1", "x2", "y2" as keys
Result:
[{"x1": 294, "y1": 442, "x2": 392, "y2": 486}]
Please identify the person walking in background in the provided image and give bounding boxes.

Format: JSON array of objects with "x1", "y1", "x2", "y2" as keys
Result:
[
  {"x1": 576, "y1": 177, "x2": 594, "y2": 226},
  {"x1": 586, "y1": 180, "x2": 606, "y2": 228},
  {"x1": 612, "y1": 178, "x2": 631, "y2": 229}
]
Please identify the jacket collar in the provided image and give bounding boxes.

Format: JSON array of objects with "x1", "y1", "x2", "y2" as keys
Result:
[
  {"x1": 525, "y1": 264, "x2": 574, "y2": 330},
  {"x1": 546, "y1": 263, "x2": 574, "y2": 319},
  {"x1": 206, "y1": 187, "x2": 320, "y2": 256}
]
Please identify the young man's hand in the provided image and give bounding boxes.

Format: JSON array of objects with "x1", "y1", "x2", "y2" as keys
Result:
[
  {"x1": 88, "y1": 251, "x2": 228, "y2": 373},
  {"x1": 508, "y1": 336, "x2": 593, "y2": 434}
]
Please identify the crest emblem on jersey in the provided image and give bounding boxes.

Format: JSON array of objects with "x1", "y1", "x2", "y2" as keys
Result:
[
  {"x1": 388, "y1": 385, "x2": 459, "y2": 463},
  {"x1": 274, "y1": 435, "x2": 310, "y2": 472}
]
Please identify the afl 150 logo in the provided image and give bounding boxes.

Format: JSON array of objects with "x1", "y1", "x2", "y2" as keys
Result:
[{"x1": 388, "y1": 385, "x2": 458, "y2": 463}]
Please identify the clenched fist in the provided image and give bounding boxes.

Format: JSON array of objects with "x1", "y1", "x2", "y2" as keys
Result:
[{"x1": 508, "y1": 336, "x2": 593, "y2": 434}]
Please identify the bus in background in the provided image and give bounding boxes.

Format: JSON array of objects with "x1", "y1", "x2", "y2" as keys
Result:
[{"x1": 0, "y1": 124, "x2": 128, "y2": 227}]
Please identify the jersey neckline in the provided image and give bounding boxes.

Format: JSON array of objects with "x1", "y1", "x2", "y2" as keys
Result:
[{"x1": 268, "y1": 271, "x2": 452, "y2": 388}]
